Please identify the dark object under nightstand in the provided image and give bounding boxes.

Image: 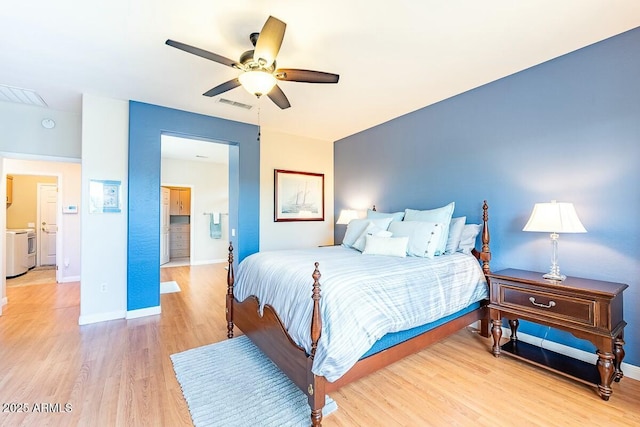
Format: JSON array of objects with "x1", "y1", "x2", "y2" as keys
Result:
[{"x1": 487, "y1": 268, "x2": 627, "y2": 400}]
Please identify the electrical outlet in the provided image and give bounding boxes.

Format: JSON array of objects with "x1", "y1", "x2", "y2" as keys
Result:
[
  {"x1": 64, "y1": 259, "x2": 70, "y2": 268},
  {"x1": 100, "y1": 283, "x2": 107, "y2": 293}
]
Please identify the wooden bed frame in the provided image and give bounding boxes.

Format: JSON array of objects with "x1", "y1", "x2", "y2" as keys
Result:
[{"x1": 226, "y1": 201, "x2": 491, "y2": 426}]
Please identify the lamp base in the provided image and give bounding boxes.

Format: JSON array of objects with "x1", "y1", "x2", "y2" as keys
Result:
[{"x1": 543, "y1": 272, "x2": 566, "y2": 282}]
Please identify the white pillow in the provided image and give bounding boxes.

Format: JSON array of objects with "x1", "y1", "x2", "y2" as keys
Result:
[
  {"x1": 353, "y1": 222, "x2": 393, "y2": 252},
  {"x1": 445, "y1": 216, "x2": 466, "y2": 255},
  {"x1": 342, "y1": 217, "x2": 393, "y2": 248},
  {"x1": 366, "y1": 209, "x2": 405, "y2": 222},
  {"x1": 362, "y1": 235, "x2": 408, "y2": 257},
  {"x1": 403, "y1": 202, "x2": 455, "y2": 255},
  {"x1": 458, "y1": 224, "x2": 482, "y2": 254},
  {"x1": 388, "y1": 221, "x2": 444, "y2": 259}
]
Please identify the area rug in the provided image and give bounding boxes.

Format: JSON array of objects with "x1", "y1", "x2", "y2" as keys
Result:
[
  {"x1": 160, "y1": 280, "x2": 181, "y2": 294},
  {"x1": 171, "y1": 335, "x2": 337, "y2": 427}
]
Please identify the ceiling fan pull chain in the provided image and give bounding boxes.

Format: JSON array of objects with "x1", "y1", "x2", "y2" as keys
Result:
[{"x1": 257, "y1": 103, "x2": 261, "y2": 142}]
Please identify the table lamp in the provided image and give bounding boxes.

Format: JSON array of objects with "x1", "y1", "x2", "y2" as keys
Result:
[
  {"x1": 523, "y1": 200, "x2": 586, "y2": 281},
  {"x1": 336, "y1": 209, "x2": 358, "y2": 225}
]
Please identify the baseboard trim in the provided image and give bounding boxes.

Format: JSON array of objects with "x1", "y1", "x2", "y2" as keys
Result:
[
  {"x1": 126, "y1": 305, "x2": 161, "y2": 320},
  {"x1": 60, "y1": 275, "x2": 80, "y2": 283},
  {"x1": 78, "y1": 310, "x2": 126, "y2": 325},
  {"x1": 502, "y1": 327, "x2": 640, "y2": 381},
  {"x1": 1, "y1": 296, "x2": 7, "y2": 307}
]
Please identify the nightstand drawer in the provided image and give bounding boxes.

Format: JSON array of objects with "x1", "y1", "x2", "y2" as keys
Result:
[{"x1": 500, "y1": 285, "x2": 594, "y2": 327}]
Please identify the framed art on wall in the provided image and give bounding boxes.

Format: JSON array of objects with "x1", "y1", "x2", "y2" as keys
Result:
[
  {"x1": 274, "y1": 169, "x2": 324, "y2": 222},
  {"x1": 89, "y1": 179, "x2": 122, "y2": 213}
]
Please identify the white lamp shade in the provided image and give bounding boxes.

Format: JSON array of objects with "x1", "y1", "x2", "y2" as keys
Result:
[
  {"x1": 336, "y1": 209, "x2": 358, "y2": 225},
  {"x1": 238, "y1": 71, "x2": 277, "y2": 96},
  {"x1": 523, "y1": 201, "x2": 587, "y2": 233}
]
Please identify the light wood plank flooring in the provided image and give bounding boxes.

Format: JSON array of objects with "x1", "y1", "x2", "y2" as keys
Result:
[{"x1": 0, "y1": 263, "x2": 638, "y2": 426}]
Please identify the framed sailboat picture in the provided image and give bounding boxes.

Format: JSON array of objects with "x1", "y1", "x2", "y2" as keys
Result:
[{"x1": 274, "y1": 169, "x2": 325, "y2": 222}]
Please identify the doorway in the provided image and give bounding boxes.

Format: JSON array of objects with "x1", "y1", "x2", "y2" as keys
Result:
[
  {"x1": 127, "y1": 100, "x2": 258, "y2": 313},
  {"x1": 5, "y1": 174, "x2": 59, "y2": 287},
  {"x1": 160, "y1": 134, "x2": 230, "y2": 269}
]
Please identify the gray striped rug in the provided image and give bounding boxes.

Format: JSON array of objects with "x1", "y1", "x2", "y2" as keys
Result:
[{"x1": 171, "y1": 335, "x2": 337, "y2": 427}]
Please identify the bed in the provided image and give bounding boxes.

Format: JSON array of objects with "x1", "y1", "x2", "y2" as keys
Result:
[{"x1": 225, "y1": 201, "x2": 491, "y2": 426}]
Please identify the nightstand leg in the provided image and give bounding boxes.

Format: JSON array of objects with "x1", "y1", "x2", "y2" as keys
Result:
[
  {"x1": 508, "y1": 318, "x2": 519, "y2": 341},
  {"x1": 614, "y1": 335, "x2": 625, "y2": 382},
  {"x1": 596, "y1": 350, "x2": 615, "y2": 400},
  {"x1": 490, "y1": 317, "x2": 502, "y2": 357}
]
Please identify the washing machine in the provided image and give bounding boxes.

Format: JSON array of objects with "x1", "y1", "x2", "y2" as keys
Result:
[{"x1": 6, "y1": 229, "x2": 29, "y2": 278}]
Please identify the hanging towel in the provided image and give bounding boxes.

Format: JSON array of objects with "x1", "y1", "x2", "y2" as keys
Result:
[{"x1": 209, "y1": 213, "x2": 222, "y2": 239}]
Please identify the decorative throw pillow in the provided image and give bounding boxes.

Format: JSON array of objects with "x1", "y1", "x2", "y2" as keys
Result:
[
  {"x1": 366, "y1": 209, "x2": 405, "y2": 222},
  {"x1": 388, "y1": 221, "x2": 444, "y2": 259},
  {"x1": 458, "y1": 224, "x2": 482, "y2": 254},
  {"x1": 353, "y1": 222, "x2": 393, "y2": 252},
  {"x1": 342, "y1": 217, "x2": 393, "y2": 248},
  {"x1": 445, "y1": 216, "x2": 466, "y2": 255},
  {"x1": 362, "y1": 235, "x2": 408, "y2": 257},
  {"x1": 403, "y1": 202, "x2": 455, "y2": 255}
]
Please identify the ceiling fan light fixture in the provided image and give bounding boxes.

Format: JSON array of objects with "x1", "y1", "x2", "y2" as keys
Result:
[{"x1": 238, "y1": 70, "x2": 277, "y2": 97}]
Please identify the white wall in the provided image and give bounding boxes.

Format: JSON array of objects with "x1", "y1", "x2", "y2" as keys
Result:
[
  {"x1": 79, "y1": 94, "x2": 129, "y2": 324},
  {"x1": 0, "y1": 102, "x2": 81, "y2": 159},
  {"x1": 260, "y1": 129, "x2": 334, "y2": 250},
  {"x1": 161, "y1": 155, "x2": 229, "y2": 264}
]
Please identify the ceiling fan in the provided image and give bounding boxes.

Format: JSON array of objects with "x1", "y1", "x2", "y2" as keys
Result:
[{"x1": 166, "y1": 16, "x2": 339, "y2": 109}]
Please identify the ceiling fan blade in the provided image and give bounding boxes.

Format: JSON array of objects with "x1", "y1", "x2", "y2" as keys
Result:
[
  {"x1": 275, "y1": 69, "x2": 339, "y2": 84},
  {"x1": 166, "y1": 39, "x2": 241, "y2": 69},
  {"x1": 253, "y1": 16, "x2": 286, "y2": 68},
  {"x1": 203, "y1": 78, "x2": 241, "y2": 97},
  {"x1": 267, "y1": 84, "x2": 291, "y2": 109}
]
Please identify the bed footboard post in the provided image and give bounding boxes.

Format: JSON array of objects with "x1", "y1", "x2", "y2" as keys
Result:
[
  {"x1": 479, "y1": 201, "x2": 491, "y2": 338},
  {"x1": 310, "y1": 262, "x2": 322, "y2": 358},
  {"x1": 480, "y1": 200, "x2": 491, "y2": 275},
  {"x1": 309, "y1": 262, "x2": 324, "y2": 427},
  {"x1": 226, "y1": 242, "x2": 235, "y2": 339}
]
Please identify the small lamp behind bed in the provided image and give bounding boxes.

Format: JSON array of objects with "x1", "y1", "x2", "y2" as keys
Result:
[
  {"x1": 523, "y1": 200, "x2": 586, "y2": 282},
  {"x1": 336, "y1": 209, "x2": 358, "y2": 225}
]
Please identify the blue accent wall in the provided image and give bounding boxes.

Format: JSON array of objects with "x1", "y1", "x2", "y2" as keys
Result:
[
  {"x1": 334, "y1": 28, "x2": 640, "y2": 366},
  {"x1": 128, "y1": 101, "x2": 259, "y2": 311}
]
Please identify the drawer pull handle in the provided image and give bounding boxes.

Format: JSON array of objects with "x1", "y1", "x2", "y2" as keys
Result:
[{"x1": 529, "y1": 297, "x2": 556, "y2": 309}]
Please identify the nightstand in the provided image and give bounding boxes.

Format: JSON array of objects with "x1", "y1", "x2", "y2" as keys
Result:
[{"x1": 487, "y1": 268, "x2": 627, "y2": 400}]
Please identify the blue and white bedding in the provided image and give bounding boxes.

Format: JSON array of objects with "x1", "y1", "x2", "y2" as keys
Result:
[{"x1": 234, "y1": 245, "x2": 488, "y2": 382}]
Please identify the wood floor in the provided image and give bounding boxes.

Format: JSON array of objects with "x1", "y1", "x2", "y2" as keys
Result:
[{"x1": 0, "y1": 263, "x2": 638, "y2": 426}]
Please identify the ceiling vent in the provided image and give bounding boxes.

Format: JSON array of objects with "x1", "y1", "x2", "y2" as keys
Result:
[
  {"x1": 218, "y1": 98, "x2": 253, "y2": 110},
  {"x1": 0, "y1": 84, "x2": 47, "y2": 107}
]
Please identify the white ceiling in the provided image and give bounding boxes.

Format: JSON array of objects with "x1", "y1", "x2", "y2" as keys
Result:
[{"x1": 1, "y1": 1, "x2": 639, "y2": 142}]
